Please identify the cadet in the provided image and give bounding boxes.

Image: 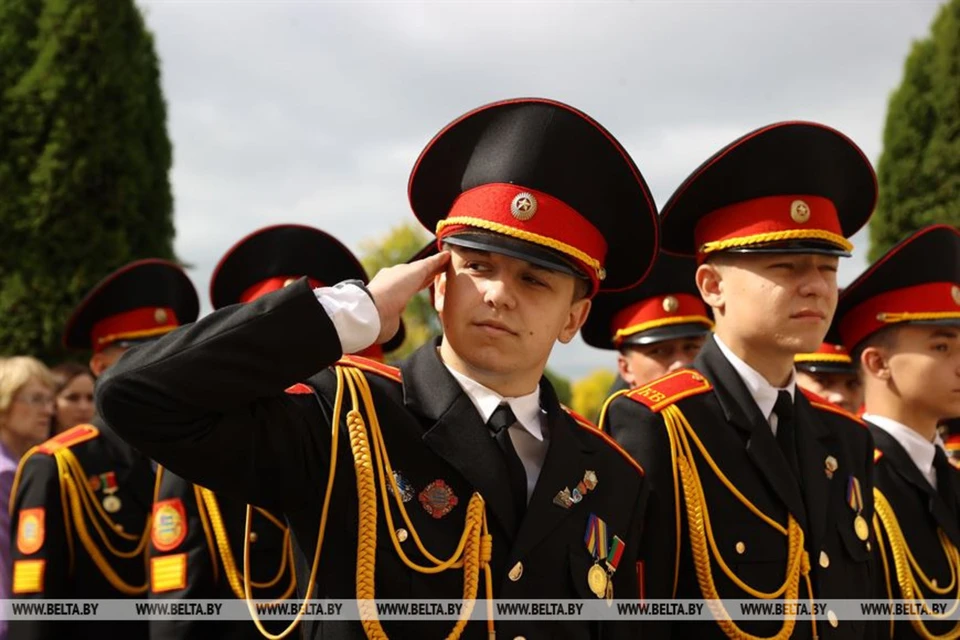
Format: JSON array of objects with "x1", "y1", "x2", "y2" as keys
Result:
[
  {"x1": 794, "y1": 327, "x2": 864, "y2": 415},
  {"x1": 600, "y1": 122, "x2": 879, "y2": 639},
  {"x1": 834, "y1": 224, "x2": 960, "y2": 639},
  {"x1": 582, "y1": 251, "x2": 712, "y2": 393},
  {"x1": 148, "y1": 224, "x2": 405, "y2": 639},
  {"x1": 9, "y1": 259, "x2": 199, "y2": 640},
  {"x1": 97, "y1": 98, "x2": 660, "y2": 639}
]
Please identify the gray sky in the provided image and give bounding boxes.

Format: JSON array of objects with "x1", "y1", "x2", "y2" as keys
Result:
[{"x1": 140, "y1": 0, "x2": 943, "y2": 380}]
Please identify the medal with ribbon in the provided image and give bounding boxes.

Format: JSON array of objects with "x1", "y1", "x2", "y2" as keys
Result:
[
  {"x1": 846, "y1": 474, "x2": 868, "y2": 541},
  {"x1": 585, "y1": 513, "x2": 624, "y2": 603}
]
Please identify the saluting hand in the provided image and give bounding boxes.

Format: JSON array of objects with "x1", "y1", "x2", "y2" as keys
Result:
[{"x1": 367, "y1": 251, "x2": 450, "y2": 344}]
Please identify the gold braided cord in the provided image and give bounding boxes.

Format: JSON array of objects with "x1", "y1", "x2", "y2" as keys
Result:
[
  {"x1": 60, "y1": 472, "x2": 148, "y2": 594},
  {"x1": 794, "y1": 353, "x2": 852, "y2": 364},
  {"x1": 877, "y1": 312, "x2": 960, "y2": 324},
  {"x1": 193, "y1": 482, "x2": 221, "y2": 584},
  {"x1": 663, "y1": 408, "x2": 683, "y2": 600},
  {"x1": 663, "y1": 404, "x2": 816, "y2": 639},
  {"x1": 613, "y1": 315, "x2": 714, "y2": 345},
  {"x1": 436, "y1": 216, "x2": 604, "y2": 280},
  {"x1": 244, "y1": 366, "x2": 346, "y2": 640},
  {"x1": 873, "y1": 515, "x2": 896, "y2": 639},
  {"x1": 344, "y1": 367, "x2": 493, "y2": 640},
  {"x1": 56, "y1": 450, "x2": 145, "y2": 547},
  {"x1": 96, "y1": 325, "x2": 175, "y2": 347},
  {"x1": 197, "y1": 488, "x2": 295, "y2": 599},
  {"x1": 699, "y1": 229, "x2": 853, "y2": 255},
  {"x1": 8, "y1": 445, "x2": 40, "y2": 516},
  {"x1": 874, "y1": 489, "x2": 960, "y2": 639}
]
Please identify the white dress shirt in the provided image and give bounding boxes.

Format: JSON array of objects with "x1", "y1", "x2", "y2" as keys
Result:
[
  {"x1": 714, "y1": 336, "x2": 796, "y2": 435},
  {"x1": 863, "y1": 413, "x2": 946, "y2": 490},
  {"x1": 445, "y1": 366, "x2": 549, "y2": 503}
]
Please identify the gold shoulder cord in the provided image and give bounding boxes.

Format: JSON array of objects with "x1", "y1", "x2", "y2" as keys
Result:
[
  {"x1": 662, "y1": 404, "x2": 816, "y2": 640},
  {"x1": 873, "y1": 489, "x2": 960, "y2": 639},
  {"x1": 242, "y1": 366, "x2": 495, "y2": 640},
  {"x1": 51, "y1": 448, "x2": 150, "y2": 594}
]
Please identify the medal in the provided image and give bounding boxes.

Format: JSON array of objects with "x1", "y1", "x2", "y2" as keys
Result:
[
  {"x1": 392, "y1": 470, "x2": 415, "y2": 503},
  {"x1": 100, "y1": 472, "x2": 121, "y2": 513},
  {"x1": 846, "y1": 475, "x2": 869, "y2": 541},
  {"x1": 587, "y1": 563, "x2": 608, "y2": 598},
  {"x1": 103, "y1": 495, "x2": 122, "y2": 513},
  {"x1": 604, "y1": 535, "x2": 625, "y2": 605},
  {"x1": 854, "y1": 515, "x2": 869, "y2": 541},
  {"x1": 419, "y1": 479, "x2": 458, "y2": 519}
]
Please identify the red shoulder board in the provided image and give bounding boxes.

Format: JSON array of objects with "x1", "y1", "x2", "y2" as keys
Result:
[
  {"x1": 945, "y1": 435, "x2": 960, "y2": 453},
  {"x1": 949, "y1": 457, "x2": 960, "y2": 471},
  {"x1": 622, "y1": 369, "x2": 712, "y2": 413},
  {"x1": 36, "y1": 424, "x2": 99, "y2": 455},
  {"x1": 873, "y1": 448, "x2": 883, "y2": 464},
  {"x1": 336, "y1": 355, "x2": 402, "y2": 383},
  {"x1": 562, "y1": 405, "x2": 644, "y2": 477},
  {"x1": 800, "y1": 388, "x2": 866, "y2": 426},
  {"x1": 285, "y1": 383, "x2": 314, "y2": 395}
]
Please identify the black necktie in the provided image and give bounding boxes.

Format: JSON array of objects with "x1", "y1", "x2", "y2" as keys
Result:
[
  {"x1": 487, "y1": 404, "x2": 528, "y2": 519},
  {"x1": 774, "y1": 390, "x2": 801, "y2": 479},
  {"x1": 934, "y1": 447, "x2": 957, "y2": 516}
]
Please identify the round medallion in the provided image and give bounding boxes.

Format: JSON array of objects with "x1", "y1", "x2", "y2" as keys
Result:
[
  {"x1": 510, "y1": 192, "x2": 537, "y2": 221},
  {"x1": 419, "y1": 479, "x2": 459, "y2": 519},
  {"x1": 587, "y1": 564, "x2": 608, "y2": 599},
  {"x1": 103, "y1": 495, "x2": 122, "y2": 514},
  {"x1": 396, "y1": 528, "x2": 409, "y2": 543},
  {"x1": 790, "y1": 199, "x2": 811, "y2": 224},
  {"x1": 154, "y1": 308, "x2": 168, "y2": 324},
  {"x1": 854, "y1": 515, "x2": 869, "y2": 541},
  {"x1": 662, "y1": 296, "x2": 680, "y2": 313}
]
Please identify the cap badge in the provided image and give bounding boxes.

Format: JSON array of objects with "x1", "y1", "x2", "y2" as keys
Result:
[
  {"x1": 952, "y1": 285, "x2": 960, "y2": 306},
  {"x1": 511, "y1": 192, "x2": 537, "y2": 221},
  {"x1": 154, "y1": 308, "x2": 168, "y2": 324},
  {"x1": 790, "y1": 200, "x2": 811, "y2": 224},
  {"x1": 283, "y1": 277, "x2": 298, "y2": 288},
  {"x1": 662, "y1": 296, "x2": 680, "y2": 313}
]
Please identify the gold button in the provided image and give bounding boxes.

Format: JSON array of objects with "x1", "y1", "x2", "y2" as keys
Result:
[
  {"x1": 154, "y1": 308, "x2": 168, "y2": 324},
  {"x1": 662, "y1": 296, "x2": 680, "y2": 313},
  {"x1": 828, "y1": 610, "x2": 838, "y2": 628},
  {"x1": 283, "y1": 277, "x2": 297, "y2": 287},
  {"x1": 508, "y1": 562, "x2": 523, "y2": 582},
  {"x1": 866, "y1": 542, "x2": 872, "y2": 552},
  {"x1": 819, "y1": 551, "x2": 829, "y2": 569},
  {"x1": 249, "y1": 531, "x2": 258, "y2": 543},
  {"x1": 735, "y1": 542, "x2": 746, "y2": 555},
  {"x1": 114, "y1": 524, "x2": 124, "y2": 533},
  {"x1": 396, "y1": 528, "x2": 408, "y2": 543}
]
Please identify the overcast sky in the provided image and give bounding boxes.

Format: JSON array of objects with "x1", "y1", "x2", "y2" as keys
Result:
[{"x1": 140, "y1": 0, "x2": 943, "y2": 379}]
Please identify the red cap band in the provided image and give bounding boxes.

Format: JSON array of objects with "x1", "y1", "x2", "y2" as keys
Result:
[
  {"x1": 436, "y1": 183, "x2": 608, "y2": 294},
  {"x1": 240, "y1": 277, "x2": 324, "y2": 304},
  {"x1": 91, "y1": 307, "x2": 179, "y2": 353},
  {"x1": 611, "y1": 293, "x2": 711, "y2": 346},
  {"x1": 839, "y1": 282, "x2": 960, "y2": 349}
]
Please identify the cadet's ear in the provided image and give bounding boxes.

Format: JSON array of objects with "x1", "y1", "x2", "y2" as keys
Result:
[
  {"x1": 433, "y1": 270, "x2": 447, "y2": 314},
  {"x1": 696, "y1": 263, "x2": 723, "y2": 313},
  {"x1": 860, "y1": 346, "x2": 891, "y2": 382}
]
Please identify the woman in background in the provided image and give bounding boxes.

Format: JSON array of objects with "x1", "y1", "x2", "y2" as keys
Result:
[
  {"x1": 0, "y1": 356, "x2": 56, "y2": 639},
  {"x1": 50, "y1": 362, "x2": 95, "y2": 435}
]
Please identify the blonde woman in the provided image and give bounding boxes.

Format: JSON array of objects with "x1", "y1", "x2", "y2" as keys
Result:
[{"x1": 0, "y1": 356, "x2": 55, "y2": 636}]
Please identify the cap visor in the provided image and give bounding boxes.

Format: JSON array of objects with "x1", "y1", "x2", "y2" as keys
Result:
[{"x1": 443, "y1": 232, "x2": 588, "y2": 280}]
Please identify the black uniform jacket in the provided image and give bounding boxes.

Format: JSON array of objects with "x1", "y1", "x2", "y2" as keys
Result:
[
  {"x1": 96, "y1": 279, "x2": 650, "y2": 640},
  {"x1": 147, "y1": 467, "x2": 296, "y2": 640},
  {"x1": 8, "y1": 418, "x2": 153, "y2": 640},
  {"x1": 601, "y1": 337, "x2": 879, "y2": 639},
  {"x1": 868, "y1": 423, "x2": 960, "y2": 640}
]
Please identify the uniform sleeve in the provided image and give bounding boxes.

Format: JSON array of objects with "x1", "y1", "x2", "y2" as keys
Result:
[
  {"x1": 601, "y1": 396, "x2": 676, "y2": 638},
  {"x1": 96, "y1": 280, "x2": 343, "y2": 512},
  {"x1": 7, "y1": 454, "x2": 72, "y2": 640}
]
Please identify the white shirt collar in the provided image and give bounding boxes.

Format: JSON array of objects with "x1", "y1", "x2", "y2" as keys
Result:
[
  {"x1": 714, "y1": 335, "x2": 796, "y2": 422},
  {"x1": 863, "y1": 413, "x2": 945, "y2": 489},
  {"x1": 444, "y1": 365, "x2": 545, "y2": 442}
]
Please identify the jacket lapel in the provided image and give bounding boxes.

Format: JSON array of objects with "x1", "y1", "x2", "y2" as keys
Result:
[
  {"x1": 696, "y1": 338, "x2": 808, "y2": 529},
  {"x1": 97, "y1": 419, "x2": 156, "y2": 512},
  {"x1": 794, "y1": 394, "x2": 833, "y2": 551},
  {"x1": 401, "y1": 342, "x2": 519, "y2": 538},
  {"x1": 869, "y1": 425, "x2": 960, "y2": 548},
  {"x1": 511, "y1": 381, "x2": 593, "y2": 560}
]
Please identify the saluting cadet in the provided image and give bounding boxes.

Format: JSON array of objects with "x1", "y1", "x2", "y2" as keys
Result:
[
  {"x1": 794, "y1": 326, "x2": 864, "y2": 415},
  {"x1": 600, "y1": 122, "x2": 880, "y2": 639},
  {"x1": 8, "y1": 259, "x2": 199, "y2": 640},
  {"x1": 582, "y1": 252, "x2": 712, "y2": 393},
  {"x1": 96, "y1": 98, "x2": 660, "y2": 640},
  {"x1": 834, "y1": 224, "x2": 960, "y2": 639}
]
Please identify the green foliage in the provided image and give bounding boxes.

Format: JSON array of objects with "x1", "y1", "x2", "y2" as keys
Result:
[
  {"x1": 871, "y1": 0, "x2": 960, "y2": 259},
  {"x1": 359, "y1": 223, "x2": 439, "y2": 362},
  {"x1": 570, "y1": 369, "x2": 617, "y2": 424},
  {"x1": 0, "y1": 0, "x2": 175, "y2": 360},
  {"x1": 544, "y1": 367, "x2": 572, "y2": 405}
]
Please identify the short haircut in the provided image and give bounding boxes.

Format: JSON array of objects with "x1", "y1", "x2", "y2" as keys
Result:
[
  {"x1": 0, "y1": 356, "x2": 55, "y2": 415},
  {"x1": 852, "y1": 325, "x2": 900, "y2": 368}
]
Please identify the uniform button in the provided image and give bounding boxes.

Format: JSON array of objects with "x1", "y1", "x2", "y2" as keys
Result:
[
  {"x1": 735, "y1": 542, "x2": 746, "y2": 555},
  {"x1": 508, "y1": 562, "x2": 523, "y2": 582},
  {"x1": 114, "y1": 524, "x2": 124, "y2": 533},
  {"x1": 828, "y1": 610, "x2": 838, "y2": 628},
  {"x1": 819, "y1": 551, "x2": 829, "y2": 568},
  {"x1": 396, "y1": 528, "x2": 408, "y2": 542},
  {"x1": 866, "y1": 542, "x2": 872, "y2": 552},
  {"x1": 249, "y1": 532, "x2": 258, "y2": 543}
]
